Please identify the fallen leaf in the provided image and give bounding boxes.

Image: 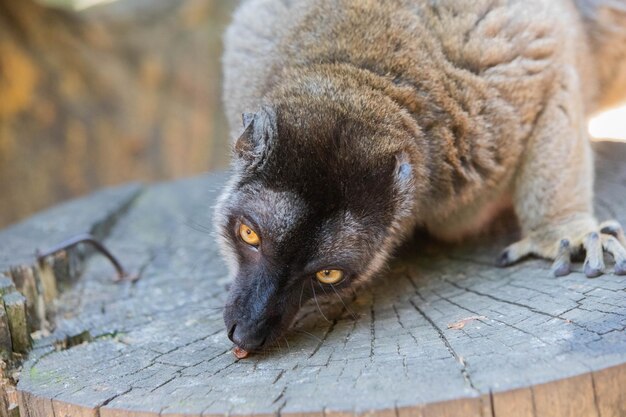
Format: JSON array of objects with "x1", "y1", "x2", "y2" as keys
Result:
[{"x1": 447, "y1": 315, "x2": 487, "y2": 330}]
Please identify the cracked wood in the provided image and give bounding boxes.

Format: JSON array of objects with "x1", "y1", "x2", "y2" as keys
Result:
[{"x1": 4, "y1": 142, "x2": 626, "y2": 417}]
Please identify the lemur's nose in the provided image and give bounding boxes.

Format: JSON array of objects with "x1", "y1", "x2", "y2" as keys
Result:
[
  {"x1": 228, "y1": 322, "x2": 267, "y2": 350},
  {"x1": 227, "y1": 323, "x2": 237, "y2": 341}
]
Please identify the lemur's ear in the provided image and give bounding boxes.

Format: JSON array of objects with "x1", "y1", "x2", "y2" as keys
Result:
[
  {"x1": 395, "y1": 152, "x2": 413, "y2": 187},
  {"x1": 242, "y1": 112, "x2": 255, "y2": 127},
  {"x1": 234, "y1": 106, "x2": 276, "y2": 168},
  {"x1": 394, "y1": 152, "x2": 415, "y2": 215}
]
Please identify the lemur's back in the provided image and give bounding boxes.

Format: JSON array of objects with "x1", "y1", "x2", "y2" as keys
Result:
[{"x1": 223, "y1": 0, "x2": 626, "y2": 139}]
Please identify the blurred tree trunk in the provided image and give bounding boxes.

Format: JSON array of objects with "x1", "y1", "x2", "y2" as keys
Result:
[{"x1": 0, "y1": 0, "x2": 234, "y2": 227}]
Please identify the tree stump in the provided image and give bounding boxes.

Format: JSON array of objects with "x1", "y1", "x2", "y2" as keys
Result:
[{"x1": 1, "y1": 142, "x2": 625, "y2": 417}]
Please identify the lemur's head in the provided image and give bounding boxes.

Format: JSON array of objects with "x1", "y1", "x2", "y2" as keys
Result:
[{"x1": 215, "y1": 98, "x2": 420, "y2": 352}]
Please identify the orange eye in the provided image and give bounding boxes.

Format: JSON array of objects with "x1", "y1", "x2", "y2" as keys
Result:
[
  {"x1": 239, "y1": 224, "x2": 260, "y2": 246},
  {"x1": 316, "y1": 269, "x2": 344, "y2": 284}
]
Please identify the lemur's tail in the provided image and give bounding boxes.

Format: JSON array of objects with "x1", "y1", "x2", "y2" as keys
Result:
[{"x1": 574, "y1": 0, "x2": 626, "y2": 111}]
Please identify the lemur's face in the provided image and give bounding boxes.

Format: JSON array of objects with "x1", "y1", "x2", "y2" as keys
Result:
[{"x1": 216, "y1": 106, "x2": 415, "y2": 352}]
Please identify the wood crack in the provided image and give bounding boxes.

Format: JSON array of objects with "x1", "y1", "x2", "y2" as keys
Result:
[
  {"x1": 97, "y1": 386, "x2": 133, "y2": 412},
  {"x1": 443, "y1": 277, "x2": 580, "y2": 326},
  {"x1": 431, "y1": 288, "x2": 551, "y2": 347},
  {"x1": 308, "y1": 318, "x2": 338, "y2": 359},
  {"x1": 409, "y1": 298, "x2": 480, "y2": 394}
]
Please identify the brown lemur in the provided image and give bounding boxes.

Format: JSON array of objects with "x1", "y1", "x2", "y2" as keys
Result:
[{"x1": 215, "y1": 0, "x2": 626, "y2": 352}]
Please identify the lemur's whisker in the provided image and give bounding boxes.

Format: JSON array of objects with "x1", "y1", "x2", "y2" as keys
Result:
[
  {"x1": 283, "y1": 336, "x2": 291, "y2": 353},
  {"x1": 331, "y1": 284, "x2": 359, "y2": 322},
  {"x1": 317, "y1": 281, "x2": 332, "y2": 301},
  {"x1": 298, "y1": 281, "x2": 305, "y2": 311},
  {"x1": 293, "y1": 329, "x2": 323, "y2": 344},
  {"x1": 182, "y1": 218, "x2": 213, "y2": 234},
  {"x1": 310, "y1": 279, "x2": 330, "y2": 323}
]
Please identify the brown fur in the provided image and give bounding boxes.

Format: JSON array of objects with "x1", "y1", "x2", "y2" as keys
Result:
[{"x1": 222, "y1": 0, "x2": 626, "y2": 283}]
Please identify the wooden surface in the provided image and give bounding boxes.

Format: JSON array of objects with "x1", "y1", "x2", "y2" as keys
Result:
[{"x1": 1, "y1": 141, "x2": 625, "y2": 416}]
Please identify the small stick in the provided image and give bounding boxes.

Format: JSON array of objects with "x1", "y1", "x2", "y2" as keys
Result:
[{"x1": 35, "y1": 233, "x2": 135, "y2": 282}]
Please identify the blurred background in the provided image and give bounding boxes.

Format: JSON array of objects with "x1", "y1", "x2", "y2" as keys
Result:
[
  {"x1": 0, "y1": 0, "x2": 235, "y2": 228},
  {"x1": 0, "y1": 0, "x2": 624, "y2": 228}
]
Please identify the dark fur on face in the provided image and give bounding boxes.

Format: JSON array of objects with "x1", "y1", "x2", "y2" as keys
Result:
[{"x1": 216, "y1": 86, "x2": 417, "y2": 351}]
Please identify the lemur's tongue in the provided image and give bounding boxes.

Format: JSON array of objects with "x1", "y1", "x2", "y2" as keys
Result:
[{"x1": 233, "y1": 346, "x2": 250, "y2": 359}]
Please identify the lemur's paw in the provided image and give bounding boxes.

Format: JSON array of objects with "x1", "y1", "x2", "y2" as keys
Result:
[{"x1": 496, "y1": 220, "x2": 626, "y2": 277}]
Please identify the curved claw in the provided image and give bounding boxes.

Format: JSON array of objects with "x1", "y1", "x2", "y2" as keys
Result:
[
  {"x1": 496, "y1": 249, "x2": 513, "y2": 267},
  {"x1": 601, "y1": 234, "x2": 626, "y2": 276},
  {"x1": 583, "y1": 262, "x2": 603, "y2": 278},
  {"x1": 583, "y1": 232, "x2": 604, "y2": 278},
  {"x1": 499, "y1": 221, "x2": 626, "y2": 277},
  {"x1": 496, "y1": 238, "x2": 532, "y2": 267},
  {"x1": 600, "y1": 220, "x2": 626, "y2": 246},
  {"x1": 551, "y1": 239, "x2": 571, "y2": 277}
]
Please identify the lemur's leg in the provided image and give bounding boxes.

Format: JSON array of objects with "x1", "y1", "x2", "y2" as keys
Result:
[{"x1": 497, "y1": 68, "x2": 626, "y2": 277}]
